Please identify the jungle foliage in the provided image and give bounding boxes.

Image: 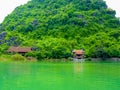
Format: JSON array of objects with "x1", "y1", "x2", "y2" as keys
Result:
[{"x1": 0, "y1": 0, "x2": 120, "y2": 59}]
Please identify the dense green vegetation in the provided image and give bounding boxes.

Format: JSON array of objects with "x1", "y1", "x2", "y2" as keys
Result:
[{"x1": 0, "y1": 0, "x2": 120, "y2": 60}]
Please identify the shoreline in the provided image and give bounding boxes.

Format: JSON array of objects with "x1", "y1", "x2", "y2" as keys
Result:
[
  {"x1": 86, "y1": 58, "x2": 120, "y2": 62},
  {"x1": 0, "y1": 54, "x2": 120, "y2": 62}
]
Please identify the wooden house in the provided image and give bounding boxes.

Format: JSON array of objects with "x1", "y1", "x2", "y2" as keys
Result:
[
  {"x1": 8, "y1": 46, "x2": 32, "y2": 56},
  {"x1": 72, "y1": 50, "x2": 84, "y2": 59}
]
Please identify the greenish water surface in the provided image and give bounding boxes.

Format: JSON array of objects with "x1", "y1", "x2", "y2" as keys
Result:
[{"x1": 0, "y1": 62, "x2": 120, "y2": 90}]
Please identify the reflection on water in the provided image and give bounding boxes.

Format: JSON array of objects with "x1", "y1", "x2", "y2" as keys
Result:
[
  {"x1": 73, "y1": 62, "x2": 83, "y2": 74},
  {"x1": 8, "y1": 63, "x2": 31, "y2": 76}
]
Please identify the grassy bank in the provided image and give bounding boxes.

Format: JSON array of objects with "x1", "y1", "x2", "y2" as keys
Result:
[{"x1": 0, "y1": 54, "x2": 71, "y2": 62}]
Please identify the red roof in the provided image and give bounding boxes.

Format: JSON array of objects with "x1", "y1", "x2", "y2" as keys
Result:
[
  {"x1": 73, "y1": 50, "x2": 84, "y2": 55},
  {"x1": 8, "y1": 46, "x2": 32, "y2": 53}
]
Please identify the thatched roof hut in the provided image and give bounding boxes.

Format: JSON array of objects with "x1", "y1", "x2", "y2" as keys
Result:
[{"x1": 8, "y1": 46, "x2": 32, "y2": 55}]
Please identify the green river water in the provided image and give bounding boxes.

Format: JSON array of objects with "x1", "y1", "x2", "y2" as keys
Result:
[{"x1": 0, "y1": 62, "x2": 120, "y2": 90}]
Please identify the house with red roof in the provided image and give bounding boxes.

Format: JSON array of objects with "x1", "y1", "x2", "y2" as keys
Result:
[{"x1": 72, "y1": 50, "x2": 84, "y2": 59}]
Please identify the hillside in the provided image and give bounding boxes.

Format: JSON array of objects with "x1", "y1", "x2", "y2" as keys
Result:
[{"x1": 0, "y1": 0, "x2": 120, "y2": 59}]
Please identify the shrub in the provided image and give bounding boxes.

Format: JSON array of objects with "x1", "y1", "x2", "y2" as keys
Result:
[
  {"x1": 25, "y1": 52, "x2": 36, "y2": 57},
  {"x1": 25, "y1": 51, "x2": 44, "y2": 61},
  {"x1": 12, "y1": 54, "x2": 26, "y2": 61}
]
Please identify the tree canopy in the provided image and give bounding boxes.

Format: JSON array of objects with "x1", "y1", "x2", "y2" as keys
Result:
[{"x1": 0, "y1": 0, "x2": 120, "y2": 59}]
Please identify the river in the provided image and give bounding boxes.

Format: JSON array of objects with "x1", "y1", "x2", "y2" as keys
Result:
[{"x1": 0, "y1": 62, "x2": 120, "y2": 90}]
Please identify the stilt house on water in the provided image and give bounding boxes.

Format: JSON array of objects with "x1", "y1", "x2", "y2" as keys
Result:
[
  {"x1": 8, "y1": 46, "x2": 32, "y2": 56},
  {"x1": 72, "y1": 50, "x2": 84, "y2": 59}
]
